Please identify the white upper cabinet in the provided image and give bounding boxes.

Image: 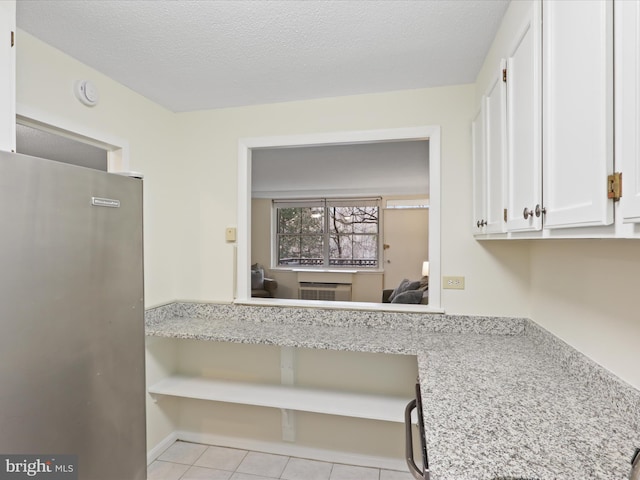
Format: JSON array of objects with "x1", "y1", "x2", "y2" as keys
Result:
[
  {"x1": 473, "y1": 0, "x2": 640, "y2": 239},
  {"x1": 505, "y1": 1, "x2": 542, "y2": 232},
  {"x1": 616, "y1": 0, "x2": 640, "y2": 224},
  {"x1": 472, "y1": 103, "x2": 487, "y2": 234},
  {"x1": 542, "y1": 0, "x2": 614, "y2": 229},
  {"x1": 0, "y1": 1, "x2": 15, "y2": 152},
  {"x1": 484, "y1": 64, "x2": 506, "y2": 234},
  {"x1": 472, "y1": 65, "x2": 506, "y2": 237}
]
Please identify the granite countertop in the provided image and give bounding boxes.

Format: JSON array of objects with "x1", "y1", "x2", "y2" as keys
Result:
[{"x1": 145, "y1": 302, "x2": 639, "y2": 480}]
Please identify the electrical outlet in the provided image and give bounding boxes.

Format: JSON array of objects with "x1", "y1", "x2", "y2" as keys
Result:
[{"x1": 443, "y1": 276, "x2": 465, "y2": 290}]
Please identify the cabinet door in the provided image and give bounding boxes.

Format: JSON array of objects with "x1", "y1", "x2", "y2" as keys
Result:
[
  {"x1": 505, "y1": 1, "x2": 542, "y2": 232},
  {"x1": 472, "y1": 103, "x2": 486, "y2": 235},
  {"x1": 0, "y1": 1, "x2": 15, "y2": 152},
  {"x1": 542, "y1": 0, "x2": 613, "y2": 229},
  {"x1": 484, "y1": 65, "x2": 506, "y2": 234},
  {"x1": 617, "y1": 0, "x2": 640, "y2": 223}
]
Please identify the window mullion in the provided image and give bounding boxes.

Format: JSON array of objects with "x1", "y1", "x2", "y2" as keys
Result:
[{"x1": 323, "y1": 202, "x2": 330, "y2": 267}]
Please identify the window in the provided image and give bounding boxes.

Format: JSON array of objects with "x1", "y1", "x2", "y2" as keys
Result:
[{"x1": 274, "y1": 198, "x2": 380, "y2": 268}]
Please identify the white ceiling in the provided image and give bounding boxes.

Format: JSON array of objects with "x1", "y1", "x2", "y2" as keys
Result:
[
  {"x1": 252, "y1": 140, "x2": 429, "y2": 198},
  {"x1": 16, "y1": 0, "x2": 509, "y2": 112}
]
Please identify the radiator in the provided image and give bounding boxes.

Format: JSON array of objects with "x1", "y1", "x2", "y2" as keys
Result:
[{"x1": 298, "y1": 282, "x2": 352, "y2": 301}]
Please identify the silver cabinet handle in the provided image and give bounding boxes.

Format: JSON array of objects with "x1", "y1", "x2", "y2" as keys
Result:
[
  {"x1": 535, "y1": 204, "x2": 546, "y2": 217},
  {"x1": 523, "y1": 207, "x2": 534, "y2": 220},
  {"x1": 405, "y1": 399, "x2": 429, "y2": 480}
]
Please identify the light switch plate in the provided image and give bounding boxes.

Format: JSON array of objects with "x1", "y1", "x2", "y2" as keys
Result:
[
  {"x1": 443, "y1": 276, "x2": 465, "y2": 290},
  {"x1": 225, "y1": 227, "x2": 237, "y2": 242}
]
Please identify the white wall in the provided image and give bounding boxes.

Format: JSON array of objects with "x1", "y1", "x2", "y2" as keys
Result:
[
  {"x1": 174, "y1": 85, "x2": 531, "y2": 316},
  {"x1": 16, "y1": 28, "x2": 532, "y2": 318}
]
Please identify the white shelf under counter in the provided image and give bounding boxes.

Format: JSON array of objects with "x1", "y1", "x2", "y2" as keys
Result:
[{"x1": 148, "y1": 375, "x2": 414, "y2": 424}]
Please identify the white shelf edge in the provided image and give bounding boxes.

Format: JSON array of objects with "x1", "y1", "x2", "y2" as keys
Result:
[{"x1": 149, "y1": 375, "x2": 414, "y2": 424}]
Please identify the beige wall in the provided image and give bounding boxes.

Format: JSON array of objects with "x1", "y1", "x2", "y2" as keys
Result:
[
  {"x1": 16, "y1": 31, "x2": 180, "y2": 308},
  {"x1": 530, "y1": 240, "x2": 640, "y2": 389},
  {"x1": 175, "y1": 85, "x2": 531, "y2": 315},
  {"x1": 17, "y1": 16, "x2": 531, "y2": 320},
  {"x1": 251, "y1": 198, "x2": 272, "y2": 272}
]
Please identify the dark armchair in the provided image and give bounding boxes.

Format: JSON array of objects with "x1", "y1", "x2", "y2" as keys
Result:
[{"x1": 251, "y1": 263, "x2": 278, "y2": 298}]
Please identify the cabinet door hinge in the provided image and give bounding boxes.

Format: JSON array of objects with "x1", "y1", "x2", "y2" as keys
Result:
[
  {"x1": 11, "y1": 31, "x2": 14, "y2": 47},
  {"x1": 502, "y1": 68, "x2": 507, "y2": 83},
  {"x1": 607, "y1": 172, "x2": 622, "y2": 201},
  {"x1": 503, "y1": 208, "x2": 508, "y2": 222}
]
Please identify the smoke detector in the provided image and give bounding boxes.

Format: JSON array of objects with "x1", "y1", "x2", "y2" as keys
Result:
[{"x1": 74, "y1": 80, "x2": 99, "y2": 107}]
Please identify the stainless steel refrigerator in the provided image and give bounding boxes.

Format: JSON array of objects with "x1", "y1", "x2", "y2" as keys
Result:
[{"x1": 0, "y1": 150, "x2": 147, "y2": 479}]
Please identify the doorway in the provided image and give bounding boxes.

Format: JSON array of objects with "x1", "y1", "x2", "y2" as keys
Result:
[{"x1": 382, "y1": 204, "x2": 429, "y2": 290}]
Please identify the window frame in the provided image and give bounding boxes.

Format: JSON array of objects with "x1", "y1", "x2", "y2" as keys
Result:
[{"x1": 272, "y1": 198, "x2": 382, "y2": 270}]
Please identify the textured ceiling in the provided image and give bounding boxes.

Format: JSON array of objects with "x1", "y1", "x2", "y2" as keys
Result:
[{"x1": 16, "y1": 0, "x2": 509, "y2": 113}]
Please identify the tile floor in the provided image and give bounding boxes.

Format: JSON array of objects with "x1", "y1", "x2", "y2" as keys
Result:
[{"x1": 148, "y1": 441, "x2": 414, "y2": 480}]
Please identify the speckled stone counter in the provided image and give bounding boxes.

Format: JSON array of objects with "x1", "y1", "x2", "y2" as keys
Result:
[{"x1": 145, "y1": 302, "x2": 640, "y2": 480}]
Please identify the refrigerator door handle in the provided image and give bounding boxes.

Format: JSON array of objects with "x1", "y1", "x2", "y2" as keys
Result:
[{"x1": 404, "y1": 399, "x2": 430, "y2": 480}]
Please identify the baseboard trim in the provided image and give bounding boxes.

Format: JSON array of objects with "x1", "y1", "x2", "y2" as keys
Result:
[
  {"x1": 147, "y1": 431, "x2": 178, "y2": 465},
  {"x1": 175, "y1": 430, "x2": 408, "y2": 471}
]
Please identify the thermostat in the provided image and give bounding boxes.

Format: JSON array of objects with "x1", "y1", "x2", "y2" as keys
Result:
[{"x1": 74, "y1": 80, "x2": 99, "y2": 107}]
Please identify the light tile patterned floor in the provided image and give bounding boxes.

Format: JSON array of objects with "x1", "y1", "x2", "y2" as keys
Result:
[{"x1": 148, "y1": 441, "x2": 414, "y2": 480}]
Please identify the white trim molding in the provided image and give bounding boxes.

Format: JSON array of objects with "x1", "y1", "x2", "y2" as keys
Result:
[
  {"x1": 147, "y1": 431, "x2": 178, "y2": 465},
  {"x1": 237, "y1": 126, "x2": 442, "y2": 310},
  {"x1": 176, "y1": 430, "x2": 407, "y2": 471},
  {"x1": 16, "y1": 103, "x2": 131, "y2": 172}
]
